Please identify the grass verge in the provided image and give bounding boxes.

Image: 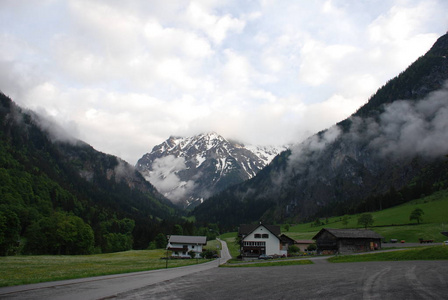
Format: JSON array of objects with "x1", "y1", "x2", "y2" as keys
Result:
[
  {"x1": 328, "y1": 246, "x2": 448, "y2": 263},
  {"x1": 0, "y1": 250, "x2": 211, "y2": 287},
  {"x1": 221, "y1": 259, "x2": 313, "y2": 268}
]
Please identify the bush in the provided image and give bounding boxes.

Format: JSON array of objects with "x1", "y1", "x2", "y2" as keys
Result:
[
  {"x1": 201, "y1": 249, "x2": 217, "y2": 259},
  {"x1": 288, "y1": 245, "x2": 300, "y2": 255},
  {"x1": 306, "y1": 244, "x2": 317, "y2": 251}
]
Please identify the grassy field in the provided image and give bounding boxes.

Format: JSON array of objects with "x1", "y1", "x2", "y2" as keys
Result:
[
  {"x1": 221, "y1": 259, "x2": 313, "y2": 268},
  {"x1": 0, "y1": 249, "x2": 211, "y2": 287},
  {"x1": 328, "y1": 245, "x2": 448, "y2": 263},
  {"x1": 220, "y1": 233, "x2": 239, "y2": 258},
  {"x1": 216, "y1": 190, "x2": 448, "y2": 261},
  {"x1": 281, "y1": 190, "x2": 448, "y2": 243},
  {"x1": 3, "y1": 191, "x2": 447, "y2": 287}
]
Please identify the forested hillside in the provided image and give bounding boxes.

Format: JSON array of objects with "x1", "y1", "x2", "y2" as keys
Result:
[
  {"x1": 0, "y1": 94, "x2": 192, "y2": 255},
  {"x1": 192, "y1": 33, "x2": 448, "y2": 230}
]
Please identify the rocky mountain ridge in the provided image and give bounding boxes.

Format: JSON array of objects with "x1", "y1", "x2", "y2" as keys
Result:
[{"x1": 136, "y1": 132, "x2": 286, "y2": 207}]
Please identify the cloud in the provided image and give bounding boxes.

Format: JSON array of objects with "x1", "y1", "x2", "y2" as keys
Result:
[
  {"x1": 0, "y1": 0, "x2": 447, "y2": 165},
  {"x1": 144, "y1": 155, "x2": 196, "y2": 203},
  {"x1": 368, "y1": 83, "x2": 448, "y2": 159},
  {"x1": 185, "y1": 1, "x2": 245, "y2": 44},
  {"x1": 288, "y1": 124, "x2": 342, "y2": 172},
  {"x1": 280, "y1": 82, "x2": 448, "y2": 197}
]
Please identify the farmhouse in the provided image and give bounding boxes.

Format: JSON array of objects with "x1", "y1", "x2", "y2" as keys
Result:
[
  {"x1": 167, "y1": 235, "x2": 207, "y2": 258},
  {"x1": 238, "y1": 223, "x2": 294, "y2": 258},
  {"x1": 313, "y1": 228, "x2": 383, "y2": 254}
]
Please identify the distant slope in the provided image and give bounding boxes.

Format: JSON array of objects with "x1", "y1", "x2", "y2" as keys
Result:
[
  {"x1": 136, "y1": 132, "x2": 285, "y2": 208},
  {"x1": 192, "y1": 33, "x2": 448, "y2": 230},
  {"x1": 0, "y1": 94, "x2": 179, "y2": 254},
  {"x1": 282, "y1": 189, "x2": 448, "y2": 243}
]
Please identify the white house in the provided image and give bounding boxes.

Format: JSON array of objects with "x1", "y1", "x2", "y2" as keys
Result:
[
  {"x1": 167, "y1": 235, "x2": 207, "y2": 258},
  {"x1": 238, "y1": 223, "x2": 294, "y2": 258}
]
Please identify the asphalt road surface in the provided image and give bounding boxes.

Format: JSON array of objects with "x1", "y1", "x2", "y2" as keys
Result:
[
  {"x1": 113, "y1": 261, "x2": 448, "y2": 300},
  {"x1": 1, "y1": 241, "x2": 447, "y2": 299}
]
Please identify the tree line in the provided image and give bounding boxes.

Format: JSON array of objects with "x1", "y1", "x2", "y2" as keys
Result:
[{"x1": 0, "y1": 93, "x2": 220, "y2": 256}]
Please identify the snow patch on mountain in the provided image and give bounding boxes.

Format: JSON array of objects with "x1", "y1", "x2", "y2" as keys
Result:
[{"x1": 136, "y1": 132, "x2": 287, "y2": 207}]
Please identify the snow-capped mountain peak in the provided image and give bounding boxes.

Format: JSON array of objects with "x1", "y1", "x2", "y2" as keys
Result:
[{"x1": 136, "y1": 132, "x2": 286, "y2": 207}]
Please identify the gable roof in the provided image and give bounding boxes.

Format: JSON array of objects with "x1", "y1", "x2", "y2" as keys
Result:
[
  {"x1": 238, "y1": 223, "x2": 281, "y2": 237},
  {"x1": 295, "y1": 240, "x2": 315, "y2": 244},
  {"x1": 312, "y1": 228, "x2": 383, "y2": 240},
  {"x1": 279, "y1": 234, "x2": 295, "y2": 244},
  {"x1": 168, "y1": 235, "x2": 207, "y2": 245}
]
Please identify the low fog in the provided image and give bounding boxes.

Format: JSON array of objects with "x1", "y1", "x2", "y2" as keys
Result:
[
  {"x1": 367, "y1": 84, "x2": 448, "y2": 159},
  {"x1": 144, "y1": 155, "x2": 196, "y2": 203},
  {"x1": 287, "y1": 81, "x2": 448, "y2": 174}
]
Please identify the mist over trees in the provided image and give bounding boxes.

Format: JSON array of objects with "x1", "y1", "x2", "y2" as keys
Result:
[
  {"x1": 192, "y1": 33, "x2": 448, "y2": 229},
  {"x1": 0, "y1": 93, "x2": 222, "y2": 256}
]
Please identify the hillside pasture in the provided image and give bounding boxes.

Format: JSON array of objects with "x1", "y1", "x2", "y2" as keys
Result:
[{"x1": 283, "y1": 190, "x2": 448, "y2": 243}]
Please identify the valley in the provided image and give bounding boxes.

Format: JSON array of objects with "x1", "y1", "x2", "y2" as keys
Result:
[{"x1": 0, "y1": 24, "x2": 447, "y2": 262}]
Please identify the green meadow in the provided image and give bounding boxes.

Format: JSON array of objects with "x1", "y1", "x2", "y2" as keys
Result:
[
  {"x1": 2, "y1": 190, "x2": 447, "y2": 287},
  {"x1": 221, "y1": 259, "x2": 313, "y2": 267},
  {"x1": 220, "y1": 190, "x2": 448, "y2": 251},
  {"x1": 283, "y1": 189, "x2": 448, "y2": 243},
  {"x1": 0, "y1": 249, "x2": 211, "y2": 287},
  {"x1": 329, "y1": 245, "x2": 448, "y2": 263}
]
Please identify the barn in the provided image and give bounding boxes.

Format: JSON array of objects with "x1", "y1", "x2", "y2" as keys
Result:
[{"x1": 313, "y1": 228, "x2": 383, "y2": 254}]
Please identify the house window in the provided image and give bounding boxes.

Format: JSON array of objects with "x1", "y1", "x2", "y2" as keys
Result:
[
  {"x1": 243, "y1": 241, "x2": 266, "y2": 247},
  {"x1": 262, "y1": 234, "x2": 269, "y2": 238},
  {"x1": 192, "y1": 245, "x2": 195, "y2": 249},
  {"x1": 255, "y1": 234, "x2": 261, "y2": 238}
]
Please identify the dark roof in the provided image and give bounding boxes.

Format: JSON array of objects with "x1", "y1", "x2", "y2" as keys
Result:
[
  {"x1": 295, "y1": 240, "x2": 315, "y2": 244},
  {"x1": 238, "y1": 224, "x2": 281, "y2": 236},
  {"x1": 279, "y1": 234, "x2": 295, "y2": 243},
  {"x1": 168, "y1": 235, "x2": 207, "y2": 245},
  {"x1": 312, "y1": 228, "x2": 383, "y2": 240}
]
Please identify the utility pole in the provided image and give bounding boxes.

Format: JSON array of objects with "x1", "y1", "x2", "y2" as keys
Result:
[{"x1": 166, "y1": 235, "x2": 170, "y2": 269}]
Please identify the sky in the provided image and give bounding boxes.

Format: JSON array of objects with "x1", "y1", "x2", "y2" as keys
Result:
[{"x1": 0, "y1": 0, "x2": 447, "y2": 165}]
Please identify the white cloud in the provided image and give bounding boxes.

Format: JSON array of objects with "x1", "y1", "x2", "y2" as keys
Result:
[
  {"x1": 185, "y1": 1, "x2": 245, "y2": 44},
  {"x1": 348, "y1": 82, "x2": 448, "y2": 159},
  {"x1": 145, "y1": 155, "x2": 196, "y2": 203},
  {"x1": 0, "y1": 0, "x2": 447, "y2": 165}
]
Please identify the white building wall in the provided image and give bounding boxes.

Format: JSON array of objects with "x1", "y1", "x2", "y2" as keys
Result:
[
  {"x1": 244, "y1": 225, "x2": 280, "y2": 255},
  {"x1": 169, "y1": 243, "x2": 203, "y2": 258}
]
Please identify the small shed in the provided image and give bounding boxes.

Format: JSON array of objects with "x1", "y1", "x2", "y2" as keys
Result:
[
  {"x1": 313, "y1": 228, "x2": 383, "y2": 254},
  {"x1": 294, "y1": 240, "x2": 315, "y2": 252}
]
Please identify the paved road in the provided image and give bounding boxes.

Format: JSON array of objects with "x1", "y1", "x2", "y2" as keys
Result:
[
  {"x1": 114, "y1": 260, "x2": 448, "y2": 299},
  {"x1": 217, "y1": 238, "x2": 232, "y2": 265},
  {"x1": 1, "y1": 241, "x2": 447, "y2": 299},
  {"x1": 0, "y1": 239, "x2": 231, "y2": 300}
]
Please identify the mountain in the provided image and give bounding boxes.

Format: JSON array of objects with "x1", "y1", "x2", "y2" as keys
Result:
[
  {"x1": 0, "y1": 94, "x2": 180, "y2": 255},
  {"x1": 136, "y1": 132, "x2": 286, "y2": 208},
  {"x1": 192, "y1": 33, "x2": 448, "y2": 230}
]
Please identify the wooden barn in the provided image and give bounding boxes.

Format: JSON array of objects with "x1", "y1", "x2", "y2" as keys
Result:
[{"x1": 313, "y1": 228, "x2": 383, "y2": 254}]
